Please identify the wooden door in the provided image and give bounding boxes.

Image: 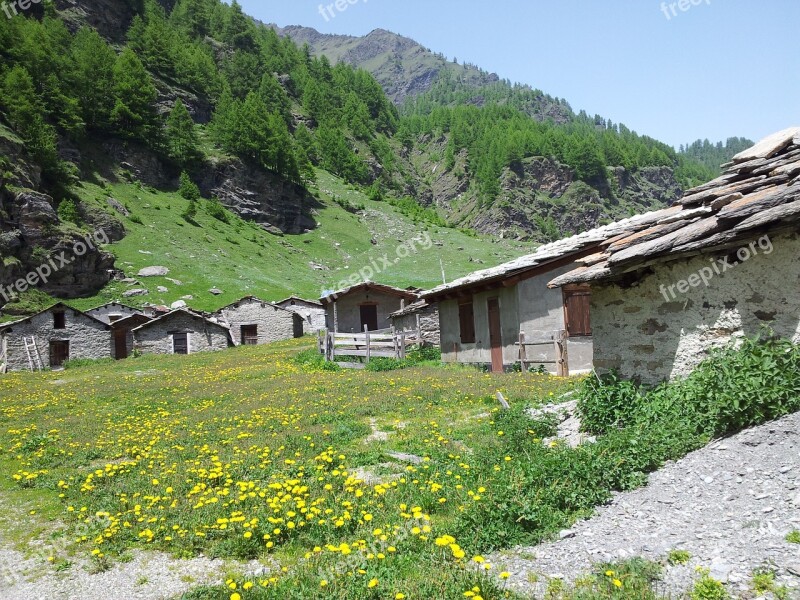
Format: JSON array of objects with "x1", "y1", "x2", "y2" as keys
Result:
[
  {"x1": 360, "y1": 305, "x2": 379, "y2": 332},
  {"x1": 487, "y1": 298, "x2": 503, "y2": 373},
  {"x1": 49, "y1": 340, "x2": 69, "y2": 368},
  {"x1": 114, "y1": 329, "x2": 128, "y2": 359},
  {"x1": 241, "y1": 325, "x2": 259, "y2": 345}
]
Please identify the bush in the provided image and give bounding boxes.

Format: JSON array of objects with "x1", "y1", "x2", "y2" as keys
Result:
[
  {"x1": 205, "y1": 198, "x2": 229, "y2": 223},
  {"x1": 578, "y1": 370, "x2": 641, "y2": 435},
  {"x1": 294, "y1": 349, "x2": 340, "y2": 372},
  {"x1": 178, "y1": 171, "x2": 201, "y2": 201},
  {"x1": 57, "y1": 199, "x2": 81, "y2": 224}
]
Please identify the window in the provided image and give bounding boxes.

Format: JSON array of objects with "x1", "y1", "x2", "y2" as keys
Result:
[
  {"x1": 241, "y1": 325, "x2": 258, "y2": 345},
  {"x1": 458, "y1": 299, "x2": 476, "y2": 344},
  {"x1": 108, "y1": 314, "x2": 122, "y2": 323},
  {"x1": 563, "y1": 286, "x2": 592, "y2": 337},
  {"x1": 53, "y1": 311, "x2": 66, "y2": 330},
  {"x1": 172, "y1": 332, "x2": 189, "y2": 355}
]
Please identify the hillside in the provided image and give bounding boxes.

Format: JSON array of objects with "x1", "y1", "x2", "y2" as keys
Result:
[{"x1": 0, "y1": 0, "x2": 733, "y2": 314}]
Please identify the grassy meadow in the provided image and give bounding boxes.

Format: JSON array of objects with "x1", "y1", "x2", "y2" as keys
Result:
[{"x1": 0, "y1": 338, "x2": 575, "y2": 599}]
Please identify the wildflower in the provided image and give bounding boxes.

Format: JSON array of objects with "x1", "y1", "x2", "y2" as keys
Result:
[
  {"x1": 368, "y1": 578, "x2": 379, "y2": 588},
  {"x1": 500, "y1": 571, "x2": 510, "y2": 579}
]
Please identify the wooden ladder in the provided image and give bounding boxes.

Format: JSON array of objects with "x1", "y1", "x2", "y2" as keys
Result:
[{"x1": 24, "y1": 337, "x2": 43, "y2": 372}]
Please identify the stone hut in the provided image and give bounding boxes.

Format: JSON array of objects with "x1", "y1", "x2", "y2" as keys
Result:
[
  {"x1": 275, "y1": 296, "x2": 326, "y2": 334},
  {"x1": 549, "y1": 128, "x2": 800, "y2": 384},
  {"x1": 389, "y1": 300, "x2": 440, "y2": 346},
  {"x1": 216, "y1": 296, "x2": 302, "y2": 346},
  {"x1": 0, "y1": 303, "x2": 112, "y2": 372},
  {"x1": 320, "y1": 282, "x2": 419, "y2": 333},
  {"x1": 132, "y1": 309, "x2": 232, "y2": 356}
]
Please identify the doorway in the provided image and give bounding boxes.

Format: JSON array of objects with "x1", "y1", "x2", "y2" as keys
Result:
[
  {"x1": 114, "y1": 329, "x2": 128, "y2": 359},
  {"x1": 49, "y1": 340, "x2": 69, "y2": 368},
  {"x1": 241, "y1": 325, "x2": 259, "y2": 345},
  {"x1": 359, "y1": 304, "x2": 379, "y2": 331},
  {"x1": 487, "y1": 298, "x2": 503, "y2": 373}
]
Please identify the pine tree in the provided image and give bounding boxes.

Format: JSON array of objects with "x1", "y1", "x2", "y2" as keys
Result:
[
  {"x1": 0, "y1": 66, "x2": 59, "y2": 172},
  {"x1": 70, "y1": 27, "x2": 117, "y2": 132},
  {"x1": 111, "y1": 48, "x2": 161, "y2": 143},
  {"x1": 165, "y1": 99, "x2": 200, "y2": 166}
]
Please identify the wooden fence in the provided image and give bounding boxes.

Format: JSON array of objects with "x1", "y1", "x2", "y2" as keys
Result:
[
  {"x1": 516, "y1": 330, "x2": 569, "y2": 377},
  {"x1": 318, "y1": 326, "x2": 421, "y2": 368}
]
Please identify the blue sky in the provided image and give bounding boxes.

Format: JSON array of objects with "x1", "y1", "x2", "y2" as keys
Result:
[{"x1": 240, "y1": 1, "x2": 798, "y2": 149}]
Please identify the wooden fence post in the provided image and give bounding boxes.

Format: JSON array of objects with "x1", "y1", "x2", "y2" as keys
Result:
[
  {"x1": 400, "y1": 330, "x2": 406, "y2": 360},
  {"x1": 555, "y1": 329, "x2": 569, "y2": 377},
  {"x1": 518, "y1": 331, "x2": 528, "y2": 373},
  {"x1": 365, "y1": 325, "x2": 371, "y2": 364},
  {"x1": 416, "y1": 313, "x2": 422, "y2": 345},
  {"x1": 329, "y1": 331, "x2": 336, "y2": 362}
]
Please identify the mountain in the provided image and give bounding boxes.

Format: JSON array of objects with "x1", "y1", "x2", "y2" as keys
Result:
[
  {"x1": 0, "y1": 0, "x2": 738, "y2": 314},
  {"x1": 269, "y1": 25, "x2": 499, "y2": 105}
]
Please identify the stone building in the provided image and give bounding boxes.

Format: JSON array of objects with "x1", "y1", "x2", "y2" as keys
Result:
[
  {"x1": 420, "y1": 208, "x2": 687, "y2": 374},
  {"x1": 132, "y1": 309, "x2": 232, "y2": 356},
  {"x1": 274, "y1": 296, "x2": 326, "y2": 334},
  {"x1": 389, "y1": 300, "x2": 441, "y2": 346},
  {"x1": 549, "y1": 128, "x2": 800, "y2": 384},
  {"x1": 216, "y1": 296, "x2": 302, "y2": 346},
  {"x1": 320, "y1": 282, "x2": 420, "y2": 333},
  {"x1": 0, "y1": 303, "x2": 112, "y2": 372}
]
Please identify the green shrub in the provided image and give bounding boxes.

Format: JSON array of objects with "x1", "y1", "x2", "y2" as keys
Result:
[
  {"x1": 205, "y1": 198, "x2": 229, "y2": 223},
  {"x1": 179, "y1": 171, "x2": 201, "y2": 201},
  {"x1": 786, "y1": 530, "x2": 800, "y2": 544},
  {"x1": 57, "y1": 199, "x2": 81, "y2": 224},
  {"x1": 129, "y1": 214, "x2": 143, "y2": 225},
  {"x1": 691, "y1": 569, "x2": 728, "y2": 600},
  {"x1": 578, "y1": 370, "x2": 641, "y2": 434},
  {"x1": 294, "y1": 349, "x2": 340, "y2": 372}
]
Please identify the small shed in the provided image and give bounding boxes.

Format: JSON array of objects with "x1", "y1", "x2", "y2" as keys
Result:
[
  {"x1": 549, "y1": 128, "x2": 800, "y2": 384},
  {"x1": 320, "y1": 282, "x2": 420, "y2": 333},
  {"x1": 132, "y1": 309, "x2": 232, "y2": 356},
  {"x1": 389, "y1": 300, "x2": 440, "y2": 346},
  {"x1": 216, "y1": 296, "x2": 302, "y2": 346},
  {"x1": 0, "y1": 303, "x2": 112, "y2": 372},
  {"x1": 275, "y1": 296, "x2": 326, "y2": 333},
  {"x1": 110, "y1": 313, "x2": 152, "y2": 360}
]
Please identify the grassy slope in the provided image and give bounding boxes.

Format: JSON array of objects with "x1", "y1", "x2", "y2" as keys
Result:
[{"x1": 67, "y1": 169, "x2": 527, "y2": 313}]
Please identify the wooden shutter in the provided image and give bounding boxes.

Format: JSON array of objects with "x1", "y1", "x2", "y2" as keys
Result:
[
  {"x1": 563, "y1": 287, "x2": 592, "y2": 337},
  {"x1": 173, "y1": 333, "x2": 189, "y2": 354},
  {"x1": 458, "y1": 299, "x2": 476, "y2": 344}
]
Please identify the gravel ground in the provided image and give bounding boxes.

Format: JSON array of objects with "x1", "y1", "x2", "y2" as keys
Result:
[
  {"x1": 490, "y1": 411, "x2": 800, "y2": 599},
  {"x1": 0, "y1": 536, "x2": 272, "y2": 600}
]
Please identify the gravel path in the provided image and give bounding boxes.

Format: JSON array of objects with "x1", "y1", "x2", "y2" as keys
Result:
[{"x1": 490, "y1": 411, "x2": 800, "y2": 599}]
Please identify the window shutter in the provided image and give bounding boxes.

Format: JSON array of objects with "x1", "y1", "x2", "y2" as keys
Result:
[
  {"x1": 564, "y1": 288, "x2": 592, "y2": 337},
  {"x1": 458, "y1": 300, "x2": 476, "y2": 344}
]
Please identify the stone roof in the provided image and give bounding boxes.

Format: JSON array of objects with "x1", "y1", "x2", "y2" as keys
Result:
[
  {"x1": 421, "y1": 210, "x2": 675, "y2": 300},
  {"x1": 319, "y1": 282, "x2": 420, "y2": 305},
  {"x1": 131, "y1": 308, "x2": 231, "y2": 333},
  {"x1": 548, "y1": 127, "x2": 800, "y2": 288},
  {"x1": 274, "y1": 296, "x2": 323, "y2": 308},
  {"x1": 216, "y1": 295, "x2": 294, "y2": 314},
  {"x1": 389, "y1": 299, "x2": 434, "y2": 318},
  {"x1": 0, "y1": 303, "x2": 110, "y2": 332}
]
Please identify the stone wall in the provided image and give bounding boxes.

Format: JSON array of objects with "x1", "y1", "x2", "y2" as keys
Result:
[
  {"x1": 391, "y1": 304, "x2": 441, "y2": 346},
  {"x1": 1, "y1": 307, "x2": 111, "y2": 371},
  {"x1": 278, "y1": 301, "x2": 327, "y2": 334},
  {"x1": 134, "y1": 312, "x2": 230, "y2": 356},
  {"x1": 219, "y1": 299, "x2": 299, "y2": 345},
  {"x1": 591, "y1": 231, "x2": 800, "y2": 384}
]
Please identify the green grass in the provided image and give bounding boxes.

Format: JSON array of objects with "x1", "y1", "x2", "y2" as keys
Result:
[
  {"x1": 62, "y1": 169, "x2": 526, "y2": 313},
  {"x1": 0, "y1": 337, "x2": 573, "y2": 599}
]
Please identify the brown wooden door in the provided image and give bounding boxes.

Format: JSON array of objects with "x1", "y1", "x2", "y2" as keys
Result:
[
  {"x1": 114, "y1": 329, "x2": 128, "y2": 360},
  {"x1": 360, "y1": 305, "x2": 379, "y2": 331},
  {"x1": 49, "y1": 340, "x2": 69, "y2": 368},
  {"x1": 487, "y1": 298, "x2": 503, "y2": 373},
  {"x1": 241, "y1": 325, "x2": 259, "y2": 345}
]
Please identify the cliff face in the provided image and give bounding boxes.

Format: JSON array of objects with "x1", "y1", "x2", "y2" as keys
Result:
[{"x1": 0, "y1": 134, "x2": 118, "y2": 305}]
